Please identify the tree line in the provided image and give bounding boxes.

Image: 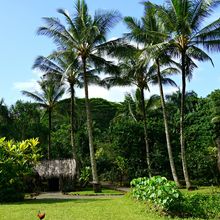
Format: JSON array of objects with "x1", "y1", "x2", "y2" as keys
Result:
[{"x1": 1, "y1": 89, "x2": 220, "y2": 186}]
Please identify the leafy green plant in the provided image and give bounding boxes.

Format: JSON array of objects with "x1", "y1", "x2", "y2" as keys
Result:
[
  {"x1": 0, "y1": 138, "x2": 41, "y2": 202},
  {"x1": 130, "y1": 176, "x2": 182, "y2": 211},
  {"x1": 79, "y1": 166, "x2": 91, "y2": 188},
  {"x1": 179, "y1": 193, "x2": 220, "y2": 218}
]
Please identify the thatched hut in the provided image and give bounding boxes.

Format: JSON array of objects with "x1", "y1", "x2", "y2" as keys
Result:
[{"x1": 35, "y1": 159, "x2": 76, "y2": 192}]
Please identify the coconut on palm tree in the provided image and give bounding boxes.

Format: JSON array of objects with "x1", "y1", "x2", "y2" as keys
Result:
[
  {"x1": 37, "y1": 0, "x2": 121, "y2": 192},
  {"x1": 22, "y1": 78, "x2": 65, "y2": 159}
]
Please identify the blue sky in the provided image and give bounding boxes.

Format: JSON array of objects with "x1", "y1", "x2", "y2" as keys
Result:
[{"x1": 0, "y1": 0, "x2": 220, "y2": 106}]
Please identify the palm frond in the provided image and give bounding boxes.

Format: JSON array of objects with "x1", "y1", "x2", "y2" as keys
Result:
[
  {"x1": 89, "y1": 54, "x2": 120, "y2": 75},
  {"x1": 187, "y1": 46, "x2": 214, "y2": 66},
  {"x1": 22, "y1": 91, "x2": 45, "y2": 104},
  {"x1": 146, "y1": 94, "x2": 160, "y2": 110},
  {"x1": 94, "y1": 10, "x2": 121, "y2": 36}
]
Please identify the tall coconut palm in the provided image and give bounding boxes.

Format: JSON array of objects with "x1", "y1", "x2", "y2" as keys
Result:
[
  {"x1": 22, "y1": 79, "x2": 65, "y2": 159},
  {"x1": 154, "y1": 0, "x2": 220, "y2": 188},
  {"x1": 119, "y1": 54, "x2": 153, "y2": 177},
  {"x1": 33, "y1": 51, "x2": 101, "y2": 178},
  {"x1": 37, "y1": 0, "x2": 121, "y2": 191},
  {"x1": 33, "y1": 52, "x2": 82, "y2": 161},
  {"x1": 103, "y1": 50, "x2": 176, "y2": 177},
  {"x1": 123, "y1": 3, "x2": 181, "y2": 186}
]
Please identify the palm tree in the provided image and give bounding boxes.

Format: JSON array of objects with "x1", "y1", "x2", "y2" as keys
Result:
[
  {"x1": 22, "y1": 78, "x2": 65, "y2": 159},
  {"x1": 37, "y1": 0, "x2": 121, "y2": 191},
  {"x1": 115, "y1": 53, "x2": 153, "y2": 177},
  {"x1": 123, "y1": 3, "x2": 181, "y2": 186},
  {"x1": 33, "y1": 51, "x2": 101, "y2": 178},
  {"x1": 155, "y1": 0, "x2": 220, "y2": 188},
  {"x1": 117, "y1": 91, "x2": 160, "y2": 123},
  {"x1": 33, "y1": 52, "x2": 82, "y2": 163},
  {"x1": 103, "y1": 50, "x2": 175, "y2": 177}
]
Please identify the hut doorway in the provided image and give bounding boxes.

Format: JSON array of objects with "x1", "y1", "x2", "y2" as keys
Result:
[{"x1": 48, "y1": 178, "x2": 59, "y2": 191}]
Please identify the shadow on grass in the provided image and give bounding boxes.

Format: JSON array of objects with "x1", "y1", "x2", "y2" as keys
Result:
[{"x1": 0, "y1": 198, "x2": 113, "y2": 206}]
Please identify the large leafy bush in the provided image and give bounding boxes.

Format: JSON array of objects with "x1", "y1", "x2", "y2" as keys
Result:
[
  {"x1": 131, "y1": 176, "x2": 220, "y2": 218},
  {"x1": 130, "y1": 176, "x2": 182, "y2": 211},
  {"x1": 0, "y1": 138, "x2": 41, "y2": 202}
]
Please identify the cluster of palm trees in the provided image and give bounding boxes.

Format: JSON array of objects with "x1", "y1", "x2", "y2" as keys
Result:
[{"x1": 22, "y1": 0, "x2": 220, "y2": 190}]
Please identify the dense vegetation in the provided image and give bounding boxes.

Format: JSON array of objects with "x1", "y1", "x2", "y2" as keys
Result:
[{"x1": 0, "y1": 91, "x2": 219, "y2": 185}]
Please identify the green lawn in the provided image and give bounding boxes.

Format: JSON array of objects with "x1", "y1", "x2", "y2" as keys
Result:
[
  {"x1": 1, "y1": 187, "x2": 220, "y2": 220},
  {"x1": 0, "y1": 197, "x2": 153, "y2": 220},
  {"x1": 0, "y1": 196, "x2": 207, "y2": 220},
  {"x1": 181, "y1": 186, "x2": 220, "y2": 195}
]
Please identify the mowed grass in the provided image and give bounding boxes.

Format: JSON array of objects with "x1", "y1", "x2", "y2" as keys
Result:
[
  {"x1": 0, "y1": 195, "x2": 205, "y2": 220},
  {"x1": 0, "y1": 197, "x2": 155, "y2": 220},
  {"x1": 181, "y1": 186, "x2": 220, "y2": 195},
  {"x1": 1, "y1": 187, "x2": 220, "y2": 220}
]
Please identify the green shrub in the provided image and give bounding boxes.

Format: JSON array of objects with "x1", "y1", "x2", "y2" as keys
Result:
[
  {"x1": 130, "y1": 176, "x2": 182, "y2": 211},
  {"x1": 0, "y1": 138, "x2": 41, "y2": 202},
  {"x1": 180, "y1": 193, "x2": 220, "y2": 218},
  {"x1": 131, "y1": 176, "x2": 220, "y2": 218}
]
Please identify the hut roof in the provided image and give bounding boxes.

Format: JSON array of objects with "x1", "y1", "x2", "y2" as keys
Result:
[{"x1": 35, "y1": 159, "x2": 76, "y2": 178}]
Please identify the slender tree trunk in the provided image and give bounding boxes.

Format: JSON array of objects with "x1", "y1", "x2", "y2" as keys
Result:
[
  {"x1": 82, "y1": 58, "x2": 101, "y2": 192},
  {"x1": 48, "y1": 109, "x2": 51, "y2": 160},
  {"x1": 216, "y1": 137, "x2": 220, "y2": 173},
  {"x1": 70, "y1": 83, "x2": 79, "y2": 179},
  {"x1": 180, "y1": 52, "x2": 191, "y2": 188},
  {"x1": 156, "y1": 59, "x2": 180, "y2": 187},
  {"x1": 140, "y1": 87, "x2": 151, "y2": 177}
]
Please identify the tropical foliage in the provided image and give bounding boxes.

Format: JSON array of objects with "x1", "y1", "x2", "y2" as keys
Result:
[
  {"x1": 131, "y1": 176, "x2": 182, "y2": 211},
  {"x1": 0, "y1": 138, "x2": 41, "y2": 202}
]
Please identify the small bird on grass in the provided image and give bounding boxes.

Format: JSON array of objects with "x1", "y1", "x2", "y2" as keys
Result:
[{"x1": 37, "y1": 211, "x2": 45, "y2": 219}]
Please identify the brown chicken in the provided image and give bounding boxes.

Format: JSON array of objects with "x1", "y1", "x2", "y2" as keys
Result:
[{"x1": 37, "y1": 211, "x2": 45, "y2": 219}]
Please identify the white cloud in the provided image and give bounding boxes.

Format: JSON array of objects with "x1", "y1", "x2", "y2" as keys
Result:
[
  {"x1": 76, "y1": 85, "x2": 133, "y2": 102},
  {"x1": 75, "y1": 84, "x2": 179, "y2": 102},
  {"x1": 32, "y1": 69, "x2": 44, "y2": 78},
  {"x1": 13, "y1": 70, "x2": 44, "y2": 92},
  {"x1": 74, "y1": 85, "x2": 136, "y2": 102},
  {"x1": 13, "y1": 79, "x2": 40, "y2": 92},
  {"x1": 145, "y1": 85, "x2": 179, "y2": 99},
  {"x1": 14, "y1": 68, "x2": 179, "y2": 103}
]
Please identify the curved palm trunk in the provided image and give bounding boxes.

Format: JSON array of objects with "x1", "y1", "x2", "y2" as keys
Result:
[
  {"x1": 82, "y1": 58, "x2": 101, "y2": 192},
  {"x1": 48, "y1": 108, "x2": 51, "y2": 160},
  {"x1": 70, "y1": 83, "x2": 79, "y2": 178},
  {"x1": 180, "y1": 52, "x2": 191, "y2": 188},
  {"x1": 140, "y1": 87, "x2": 151, "y2": 177},
  {"x1": 156, "y1": 59, "x2": 180, "y2": 187}
]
